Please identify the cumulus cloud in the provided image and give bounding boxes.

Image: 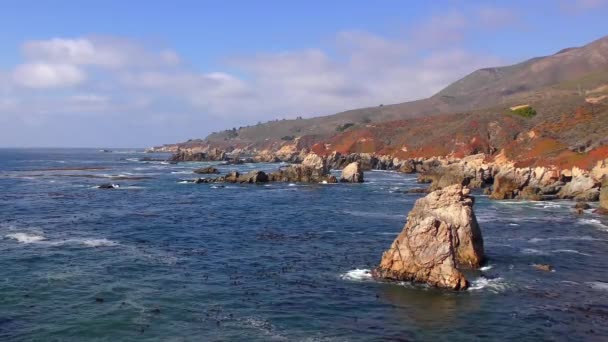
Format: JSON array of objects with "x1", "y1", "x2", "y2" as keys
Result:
[
  {"x1": 12, "y1": 63, "x2": 86, "y2": 88},
  {"x1": 22, "y1": 37, "x2": 180, "y2": 68},
  {"x1": 1, "y1": 6, "x2": 519, "y2": 146}
]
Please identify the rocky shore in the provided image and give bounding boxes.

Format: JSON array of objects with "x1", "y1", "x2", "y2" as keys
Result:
[{"x1": 162, "y1": 144, "x2": 608, "y2": 213}]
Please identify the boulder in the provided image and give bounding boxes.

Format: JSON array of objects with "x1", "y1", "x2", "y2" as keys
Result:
[
  {"x1": 340, "y1": 162, "x2": 364, "y2": 183},
  {"x1": 490, "y1": 169, "x2": 525, "y2": 199},
  {"x1": 193, "y1": 166, "x2": 219, "y2": 174},
  {"x1": 237, "y1": 171, "x2": 269, "y2": 184},
  {"x1": 533, "y1": 264, "x2": 554, "y2": 272},
  {"x1": 373, "y1": 185, "x2": 484, "y2": 290},
  {"x1": 224, "y1": 171, "x2": 240, "y2": 183},
  {"x1": 268, "y1": 165, "x2": 336, "y2": 183},
  {"x1": 557, "y1": 174, "x2": 599, "y2": 201},
  {"x1": 302, "y1": 153, "x2": 328, "y2": 173},
  {"x1": 597, "y1": 176, "x2": 608, "y2": 215}
]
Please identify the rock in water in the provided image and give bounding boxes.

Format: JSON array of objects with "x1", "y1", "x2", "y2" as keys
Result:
[
  {"x1": 237, "y1": 171, "x2": 269, "y2": 184},
  {"x1": 340, "y1": 162, "x2": 364, "y2": 183},
  {"x1": 97, "y1": 183, "x2": 119, "y2": 189},
  {"x1": 372, "y1": 184, "x2": 484, "y2": 290},
  {"x1": 193, "y1": 166, "x2": 219, "y2": 174}
]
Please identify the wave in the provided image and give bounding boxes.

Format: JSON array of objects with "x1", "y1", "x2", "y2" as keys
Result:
[
  {"x1": 468, "y1": 276, "x2": 508, "y2": 293},
  {"x1": 521, "y1": 248, "x2": 549, "y2": 255},
  {"x1": 577, "y1": 218, "x2": 608, "y2": 230},
  {"x1": 340, "y1": 269, "x2": 373, "y2": 281},
  {"x1": 587, "y1": 281, "x2": 608, "y2": 291},
  {"x1": 480, "y1": 265, "x2": 494, "y2": 271},
  {"x1": 528, "y1": 235, "x2": 608, "y2": 243},
  {"x1": 5, "y1": 233, "x2": 117, "y2": 248},
  {"x1": 343, "y1": 210, "x2": 405, "y2": 220},
  {"x1": 5, "y1": 232, "x2": 46, "y2": 243},
  {"x1": 551, "y1": 249, "x2": 592, "y2": 256}
]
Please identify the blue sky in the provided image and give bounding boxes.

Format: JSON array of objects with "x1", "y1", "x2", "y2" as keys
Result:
[{"x1": 1, "y1": 0, "x2": 607, "y2": 147}]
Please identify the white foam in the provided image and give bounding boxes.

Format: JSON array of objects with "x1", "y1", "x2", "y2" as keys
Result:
[
  {"x1": 79, "y1": 238, "x2": 118, "y2": 247},
  {"x1": 288, "y1": 183, "x2": 296, "y2": 187},
  {"x1": 578, "y1": 218, "x2": 608, "y2": 230},
  {"x1": 552, "y1": 249, "x2": 592, "y2": 256},
  {"x1": 177, "y1": 181, "x2": 191, "y2": 184},
  {"x1": 508, "y1": 223, "x2": 520, "y2": 226},
  {"x1": 5, "y1": 233, "x2": 117, "y2": 248},
  {"x1": 341, "y1": 269, "x2": 373, "y2": 281},
  {"x1": 521, "y1": 248, "x2": 549, "y2": 255},
  {"x1": 529, "y1": 235, "x2": 607, "y2": 243},
  {"x1": 587, "y1": 281, "x2": 608, "y2": 291},
  {"x1": 468, "y1": 276, "x2": 508, "y2": 293},
  {"x1": 5, "y1": 232, "x2": 46, "y2": 244},
  {"x1": 480, "y1": 265, "x2": 493, "y2": 271}
]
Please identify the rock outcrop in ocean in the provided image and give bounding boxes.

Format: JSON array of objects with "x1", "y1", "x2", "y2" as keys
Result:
[
  {"x1": 193, "y1": 166, "x2": 219, "y2": 174},
  {"x1": 340, "y1": 162, "x2": 364, "y2": 183},
  {"x1": 372, "y1": 184, "x2": 484, "y2": 290},
  {"x1": 169, "y1": 148, "x2": 227, "y2": 162}
]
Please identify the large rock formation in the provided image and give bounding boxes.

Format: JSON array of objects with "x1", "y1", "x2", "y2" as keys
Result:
[
  {"x1": 268, "y1": 165, "x2": 337, "y2": 183},
  {"x1": 597, "y1": 176, "x2": 608, "y2": 215},
  {"x1": 340, "y1": 162, "x2": 364, "y2": 183},
  {"x1": 265, "y1": 152, "x2": 337, "y2": 183},
  {"x1": 302, "y1": 153, "x2": 328, "y2": 174},
  {"x1": 170, "y1": 148, "x2": 227, "y2": 162},
  {"x1": 373, "y1": 184, "x2": 484, "y2": 290}
]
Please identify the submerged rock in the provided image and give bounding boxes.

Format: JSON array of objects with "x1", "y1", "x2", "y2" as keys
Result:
[
  {"x1": 372, "y1": 184, "x2": 484, "y2": 290},
  {"x1": 340, "y1": 162, "x2": 364, "y2": 183},
  {"x1": 97, "y1": 183, "x2": 119, "y2": 189},
  {"x1": 193, "y1": 166, "x2": 219, "y2": 174},
  {"x1": 533, "y1": 264, "x2": 554, "y2": 272}
]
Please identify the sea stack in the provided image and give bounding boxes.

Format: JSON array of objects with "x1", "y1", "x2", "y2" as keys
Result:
[
  {"x1": 340, "y1": 162, "x2": 364, "y2": 183},
  {"x1": 372, "y1": 184, "x2": 484, "y2": 290}
]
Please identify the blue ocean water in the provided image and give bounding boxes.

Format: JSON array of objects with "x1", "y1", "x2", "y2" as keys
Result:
[{"x1": 1, "y1": 148, "x2": 608, "y2": 341}]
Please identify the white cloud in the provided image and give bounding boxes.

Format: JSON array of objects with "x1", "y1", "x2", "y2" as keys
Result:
[
  {"x1": 22, "y1": 37, "x2": 180, "y2": 68},
  {"x1": 12, "y1": 63, "x2": 86, "y2": 88},
  {"x1": 2, "y1": 6, "x2": 518, "y2": 146}
]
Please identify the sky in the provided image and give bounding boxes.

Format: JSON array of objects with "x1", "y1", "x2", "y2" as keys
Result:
[{"x1": 0, "y1": 0, "x2": 607, "y2": 147}]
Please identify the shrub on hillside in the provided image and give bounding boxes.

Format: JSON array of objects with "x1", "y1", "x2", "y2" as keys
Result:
[
  {"x1": 510, "y1": 106, "x2": 537, "y2": 118},
  {"x1": 336, "y1": 123, "x2": 355, "y2": 132}
]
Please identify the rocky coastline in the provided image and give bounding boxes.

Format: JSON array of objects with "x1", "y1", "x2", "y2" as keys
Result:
[{"x1": 161, "y1": 144, "x2": 608, "y2": 213}]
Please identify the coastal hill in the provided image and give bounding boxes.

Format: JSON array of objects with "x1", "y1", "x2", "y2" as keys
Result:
[{"x1": 154, "y1": 35, "x2": 608, "y2": 169}]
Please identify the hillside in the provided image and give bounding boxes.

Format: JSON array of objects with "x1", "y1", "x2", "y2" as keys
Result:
[
  {"x1": 152, "y1": 35, "x2": 608, "y2": 169},
  {"x1": 193, "y1": 35, "x2": 608, "y2": 148}
]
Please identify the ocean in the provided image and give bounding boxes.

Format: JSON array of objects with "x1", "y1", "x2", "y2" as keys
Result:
[{"x1": 1, "y1": 148, "x2": 608, "y2": 341}]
